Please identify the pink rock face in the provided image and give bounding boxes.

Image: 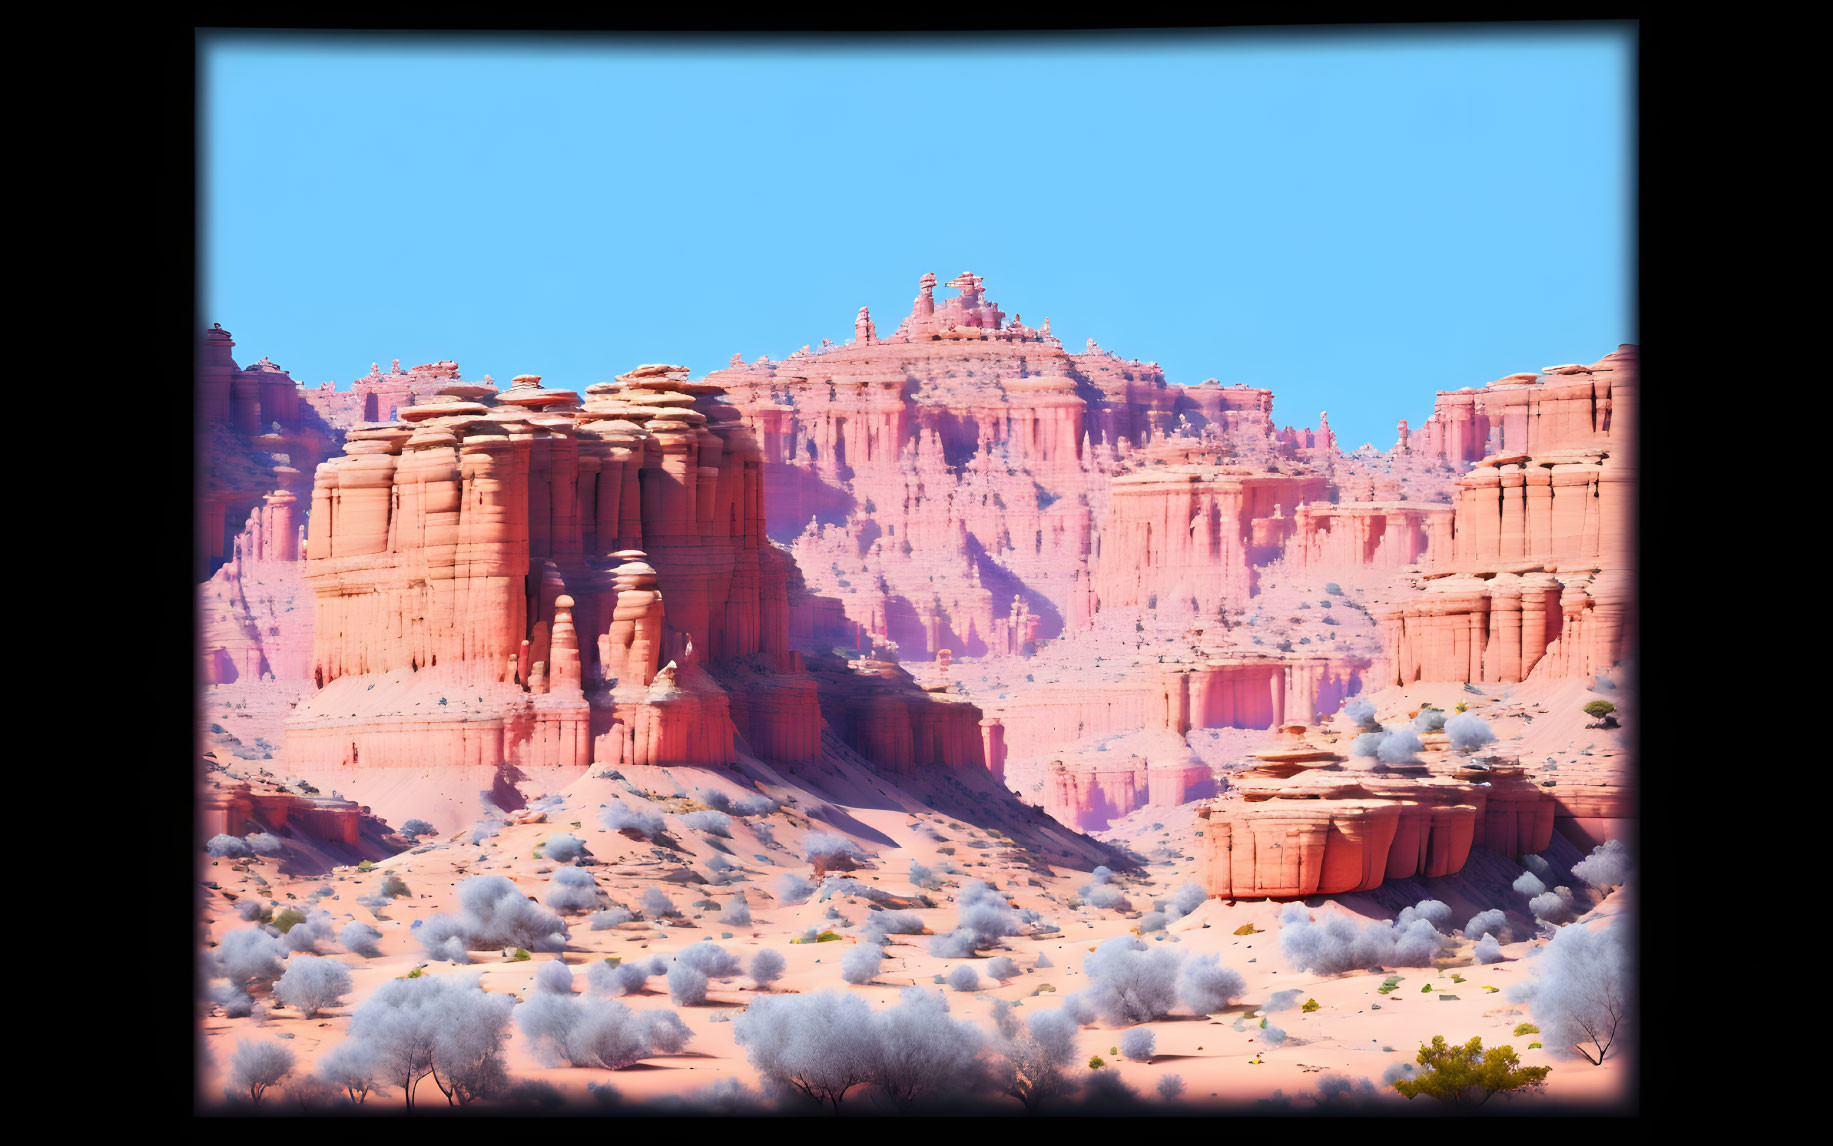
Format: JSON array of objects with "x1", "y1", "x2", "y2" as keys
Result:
[
  {"x1": 197, "y1": 325, "x2": 343, "y2": 579},
  {"x1": 711, "y1": 272, "x2": 1349, "y2": 661},
  {"x1": 199, "y1": 494, "x2": 314, "y2": 684},
  {"x1": 202, "y1": 280, "x2": 1634, "y2": 907},
  {"x1": 1193, "y1": 741, "x2": 1558, "y2": 899},
  {"x1": 285, "y1": 365, "x2": 817, "y2": 777},
  {"x1": 1370, "y1": 346, "x2": 1637, "y2": 686}
]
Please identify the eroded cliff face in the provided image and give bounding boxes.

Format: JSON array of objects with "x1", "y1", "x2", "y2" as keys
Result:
[
  {"x1": 199, "y1": 492, "x2": 311, "y2": 686},
  {"x1": 283, "y1": 365, "x2": 815, "y2": 780},
  {"x1": 708, "y1": 272, "x2": 1342, "y2": 664},
  {"x1": 199, "y1": 276, "x2": 1634, "y2": 894},
  {"x1": 1371, "y1": 347, "x2": 1637, "y2": 687}
]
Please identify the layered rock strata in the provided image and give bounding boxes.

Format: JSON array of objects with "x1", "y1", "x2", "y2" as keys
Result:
[
  {"x1": 1372, "y1": 347, "x2": 1637, "y2": 685},
  {"x1": 1194, "y1": 742, "x2": 1557, "y2": 899},
  {"x1": 285, "y1": 365, "x2": 815, "y2": 776}
]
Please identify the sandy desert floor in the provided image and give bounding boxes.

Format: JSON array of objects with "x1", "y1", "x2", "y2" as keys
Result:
[{"x1": 197, "y1": 674, "x2": 1632, "y2": 1115}]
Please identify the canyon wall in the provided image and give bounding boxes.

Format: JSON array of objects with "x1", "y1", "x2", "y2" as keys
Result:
[
  {"x1": 1372, "y1": 347, "x2": 1637, "y2": 686},
  {"x1": 284, "y1": 365, "x2": 819, "y2": 777}
]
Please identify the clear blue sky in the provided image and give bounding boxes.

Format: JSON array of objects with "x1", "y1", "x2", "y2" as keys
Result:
[{"x1": 202, "y1": 28, "x2": 1634, "y2": 449}]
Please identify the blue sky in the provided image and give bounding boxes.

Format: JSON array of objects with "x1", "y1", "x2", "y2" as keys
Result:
[{"x1": 202, "y1": 28, "x2": 1633, "y2": 449}]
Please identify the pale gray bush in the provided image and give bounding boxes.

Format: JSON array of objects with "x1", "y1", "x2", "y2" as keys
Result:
[{"x1": 273, "y1": 954, "x2": 352, "y2": 1017}]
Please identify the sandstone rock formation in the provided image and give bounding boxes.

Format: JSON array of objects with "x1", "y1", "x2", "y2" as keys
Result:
[
  {"x1": 1193, "y1": 732, "x2": 1559, "y2": 899},
  {"x1": 284, "y1": 365, "x2": 817, "y2": 781},
  {"x1": 1371, "y1": 347, "x2": 1637, "y2": 686}
]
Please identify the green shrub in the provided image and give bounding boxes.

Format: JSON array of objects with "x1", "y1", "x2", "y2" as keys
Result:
[
  {"x1": 1514, "y1": 1023, "x2": 1540, "y2": 1036},
  {"x1": 1582, "y1": 700, "x2": 1616, "y2": 719},
  {"x1": 1391, "y1": 1036, "x2": 1551, "y2": 1105},
  {"x1": 1088, "y1": 1056, "x2": 1106, "y2": 1070},
  {"x1": 1301, "y1": 998, "x2": 1320, "y2": 1013},
  {"x1": 511, "y1": 948, "x2": 531, "y2": 962},
  {"x1": 272, "y1": 908, "x2": 306, "y2": 934}
]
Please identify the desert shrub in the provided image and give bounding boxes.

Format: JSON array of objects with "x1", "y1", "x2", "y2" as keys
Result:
[
  {"x1": 339, "y1": 921, "x2": 384, "y2": 957},
  {"x1": 380, "y1": 872, "x2": 411, "y2": 898},
  {"x1": 675, "y1": 940, "x2": 744, "y2": 979},
  {"x1": 1377, "y1": 729, "x2": 1425, "y2": 765},
  {"x1": 1343, "y1": 699, "x2": 1382, "y2": 733},
  {"x1": 1390, "y1": 1036, "x2": 1549, "y2": 1105},
  {"x1": 867, "y1": 987, "x2": 985, "y2": 1112},
  {"x1": 1445, "y1": 713, "x2": 1496, "y2": 753},
  {"x1": 1263, "y1": 988, "x2": 1304, "y2": 1013},
  {"x1": 516, "y1": 992, "x2": 691, "y2": 1070},
  {"x1": 589, "y1": 955, "x2": 666, "y2": 997},
  {"x1": 750, "y1": 949, "x2": 786, "y2": 989},
  {"x1": 803, "y1": 832, "x2": 866, "y2": 874},
  {"x1": 246, "y1": 833, "x2": 284, "y2": 856},
  {"x1": 986, "y1": 956, "x2": 1019, "y2": 982},
  {"x1": 819, "y1": 876, "x2": 901, "y2": 905},
  {"x1": 1081, "y1": 883, "x2": 1132, "y2": 911},
  {"x1": 227, "y1": 1039, "x2": 296, "y2": 1105},
  {"x1": 1520, "y1": 853, "x2": 1550, "y2": 876},
  {"x1": 929, "y1": 880, "x2": 1022, "y2": 957},
  {"x1": 719, "y1": 892, "x2": 752, "y2": 926},
  {"x1": 283, "y1": 909, "x2": 340, "y2": 953},
  {"x1": 1509, "y1": 919, "x2": 1629, "y2": 1064},
  {"x1": 732, "y1": 991, "x2": 877, "y2": 1111},
  {"x1": 1581, "y1": 700, "x2": 1616, "y2": 720},
  {"x1": 683, "y1": 810, "x2": 733, "y2": 838},
  {"x1": 1529, "y1": 888, "x2": 1575, "y2": 925},
  {"x1": 207, "y1": 834, "x2": 254, "y2": 859},
  {"x1": 274, "y1": 954, "x2": 353, "y2": 1017},
  {"x1": 1463, "y1": 909, "x2": 1510, "y2": 942},
  {"x1": 948, "y1": 964, "x2": 982, "y2": 993},
  {"x1": 1081, "y1": 936, "x2": 1182, "y2": 1024},
  {"x1": 695, "y1": 788, "x2": 734, "y2": 814},
  {"x1": 1157, "y1": 1073, "x2": 1186, "y2": 1101},
  {"x1": 545, "y1": 866, "x2": 599, "y2": 914},
  {"x1": 1396, "y1": 900, "x2": 1453, "y2": 929},
  {"x1": 1278, "y1": 905, "x2": 1444, "y2": 974},
  {"x1": 1349, "y1": 731, "x2": 1388, "y2": 758},
  {"x1": 214, "y1": 926, "x2": 289, "y2": 1003},
  {"x1": 1571, "y1": 839, "x2": 1631, "y2": 890},
  {"x1": 317, "y1": 1039, "x2": 382, "y2": 1105},
  {"x1": 1473, "y1": 935, "x2": 1505, "y2": 964},
  {"x1": 909, "y1": 860, "x2": 943, "y2": 890},
  {"x1": 1413, "y1": 706, "x2": 1448, "y2": 733},
  {"x1": 347, "y1": 973, "x2": 515, "y2": 1108},
  {"x1": 842, "y1": 943, "x2": 884, "y2": 985},
  {"x1": 590, "y1": 907, "x2": 634, "y2": 930},
  {"x1": 1382, "y1": 1059, "x2": 1420, "y2": 1087},
  {"x1": 640, "y1": 886, "x2": 679, "y2": 919},
  {"x1": 667, "y1": 963, "x2": 709, "y2": 1005},
  {"x1": 599, "y1": 801, "x2": 664, "y2": 839},
  {"x1": 234, "y1": 899, "x2": 271, "y2": 923},
  {"x1": 1314, "y1": 1074, "x2": 1379, "y2": 1105},
  {"x1": 543, "y1": 833, "x2": 587, "y2": 863},
  {"x1": 529, "y1": 960, "x2": 572, "y2": 996},
  {"x1": 775, "y1": 872, "x2": 816, "y2": 906},
  {"x1": 1170, "y1": 882, "x2": 1207, "y2": 915},
  {"x1": 1137, "y1": 910, "x2": 1173, "y2": 934},
  {"x1": 1261, "y1": 1023, "x2": 1288, "y2": 1045},
  {"x1": 995, "y1": 1005, "x2": 1082, "y2": 1113},
  {"x1": 1120, "y1": 1028, "x2": 1155, "y2": 1061},
  {"x1": 401, "y1": 819, "x2": 435, "y2": 839},
  {"x1": 1178, "y1": 951, "x2": 1247, "y2": 1014},
  {"x1": 869, "y1": 910, "x2": 926, "y2": 936},
  {"x1": 732, "y1": 793, "x2": 779, "y2": 817},
  {"x1": 418, "y1": 876, "x2": 569, "y2": 959}
]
